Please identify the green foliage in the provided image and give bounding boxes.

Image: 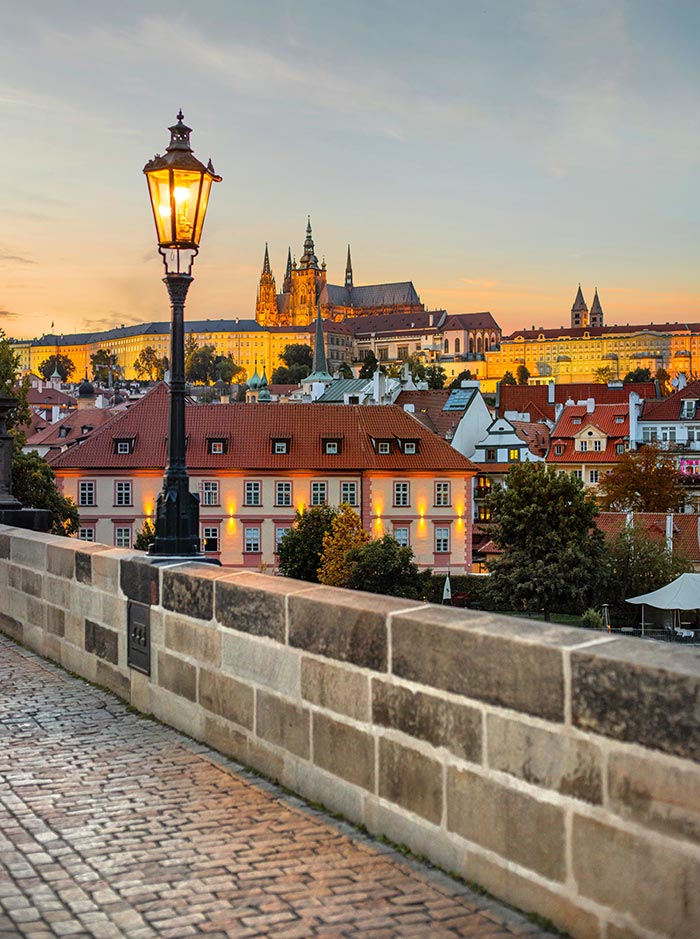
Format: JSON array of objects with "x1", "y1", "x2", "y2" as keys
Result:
[
  {"x1": 346, "y1": 535, "x2": 430, "y2": 599},
  {"x1": 516, "y1": 365, "x2": 530, "y2": 385},
  {"x1": 38, "y1": 353, "x2": 75, "y2": 382},
  {"x1": 623, "y1": 366, "x2": 652, "y2": 383},
  {"x1": 214, "y1": 355, "x2": 243, "y2": 384},
  {"x1": 597, "y1": 443, "x2": 686, "y2": 513},
  {"x1": 337, "y1": 361, "x2": 353, "y2": 379},
  {"x1": 0, "y1": 331, "x2": 30, "y2": 439},
  {"x1": 133, "y1": 346, "x2": 167, "y2": 381},
  {"x1": 449, "y1": 369, "x2": 474, "y2": 389},
  {"x1": 358, "y1": 351, "x2": 379, "y2": 380},
  {"x1": 11, "y1": 450, "x2": 79, "y2": 536},
  {"x1": 134, "y1": 519, "x2": 156, "y2": 551},
  {"x1": 656, "y1": 367, "x2": 672, "y2": 396},
  {"x1": 603, "y1": 526, "x2": 692, "y2": 625},
  {"x1": 277, "y1": 505, "x2": 338, "y2": 582},
  {"x1": 581, "y1": 608, "x2": 604, "y2": 629},
  {"x1": 486, "y1": 462, "x2": 606, "y2": 620},
  {"x1": 425, "y1": 364, "x2": 447, "y2": 389},
  {"x1": 500, "y1": 371, "x2": 516, "y2": 386},
  {"x1": 593, "y1": 365, "x2": 617, "y2": 383},
  {"x1": 318, "y1": 504, "x2": 370, "y2": 587},
  {"x1": 271, "y1": 343, "x2": 313, "y2": 384},
  {"x1": 90, "y1": 349, "x2": 121, "y2": 383}
]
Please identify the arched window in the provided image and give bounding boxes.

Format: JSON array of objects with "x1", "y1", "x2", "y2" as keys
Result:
[
  {"x1": 484, "y1": 337, "x2": 490, "y2": 352},
  {"x1": 455, "y1": 338, "x2": 460, "y2": 355},
  {"x1": 477, "y1": 336, "x2": 483, "y2": 354},
  {"x1": 444, "y1": 339, "x2": 449, "y2": 354},
  {"x1": 469, "y1": 338, "x2": 474, "y2": 354}
]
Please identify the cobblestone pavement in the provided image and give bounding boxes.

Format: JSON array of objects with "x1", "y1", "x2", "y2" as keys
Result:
[{"x1": 0, "y1": 636, "x2": 550, "y2": 939}]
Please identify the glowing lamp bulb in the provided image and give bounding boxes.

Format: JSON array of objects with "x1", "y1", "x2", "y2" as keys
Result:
[{"x1": 173, "y1": 186, "x2": 189, "y2": 203}]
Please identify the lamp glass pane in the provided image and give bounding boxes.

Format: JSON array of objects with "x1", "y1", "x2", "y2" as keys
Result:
[
  {"x1": 171, "y1": 169, "x2": 204, "y2": 246},
  {"x1": 193, "y1": 175, "x2": 213, "y2": 245},
  {"x1": 146, "y1": 169, "x2": 173, "y2": 245}
]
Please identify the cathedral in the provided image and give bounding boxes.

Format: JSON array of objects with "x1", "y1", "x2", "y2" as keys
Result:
[{"x1": 255, "y1": 218, "x2": 425, "y2": 327}]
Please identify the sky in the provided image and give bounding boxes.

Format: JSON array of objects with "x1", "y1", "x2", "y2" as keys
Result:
[{"x1": 1, "y1": 0, "x2": 699, "y2": 339}]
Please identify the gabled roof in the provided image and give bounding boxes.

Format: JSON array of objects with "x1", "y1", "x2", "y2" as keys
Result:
[
  {"x1": 547, "y1": 403, "x2": 629, "y2": 463},
  {"x1": 26, "y1": 407, "x2": 118, "y2": 461},
  {"x1": 597, "y1": 513, "x2": 700, "y2": 563},
  {"x1": 510, "y1": 421, "x2": 550, "y2": 457},
  {"x1": 395, "y1": 390, "x2": 456, "y2": 438},
  {"x1": 316, "y1": 379, "x2": 370, "y2": 403},
  {"x1": 25, "y1": 387, "x2": 76, "y2": 407},
  {"x1": 498, "y1": 381, "x2": 658, "y2": 421},
  {"x1": 641, "y1": 379, "x2": 700, "y2": 422},
  {"x1": 51, "y1": 384, "x2": 476, "y2": 473}
]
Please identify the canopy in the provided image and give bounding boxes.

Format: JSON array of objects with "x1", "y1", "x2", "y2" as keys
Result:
[{"x1": 626, "y1": 573, "x2": 700, "y2": 611}]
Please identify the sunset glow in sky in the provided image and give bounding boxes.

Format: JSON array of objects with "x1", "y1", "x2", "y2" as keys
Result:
[{"x1": 2, "y1": 0, "x2": 699, "y2": 339}]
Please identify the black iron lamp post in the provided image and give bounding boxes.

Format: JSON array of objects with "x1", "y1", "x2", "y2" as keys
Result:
[{"x1": 143, "y1": 111, "x2": 221, "y2": 557}]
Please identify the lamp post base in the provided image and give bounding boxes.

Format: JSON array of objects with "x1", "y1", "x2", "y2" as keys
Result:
[{"x1": 149, "y1": 479, "x2": 201, "y2": 558}]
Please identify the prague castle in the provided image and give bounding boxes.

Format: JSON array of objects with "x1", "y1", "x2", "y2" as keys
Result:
[{"x1": 255, "y1": 218, "x2": 425, "y2": 326}]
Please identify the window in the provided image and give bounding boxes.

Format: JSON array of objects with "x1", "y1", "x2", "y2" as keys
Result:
[
  {"x1": 403, "y1": 442, "x2": 416, "y2": 454},
  {"x1": 615, "y1": 416, "x2": 624, "y2": 424},
  {"x1": 273, "y1": 440, "x2": 288, "y2": 454},
  {"x1": 589, "y1": 470, "x2": 599, "y2": 484},
  {"x1": 378, "y1": 441, "x2": 391, "y2": 454},
  {"x1": 201, "y1": 480, "x2": 220, "y2": 506},
  {"x1": 394, "y1": 527, "x2": 409, "y2": 547},
  {"x1": 244, "y1": 527, "x2": 261, "y2": 553},
  {"x1": 202, "y1": 526, "x2": 219, "y2": 553},
  {"x1": 593, "y1": 440, "x2": 602, "y2": 452},
  {"x1": 275, "y1": 526, "x2": 290, "y2": 552},
  {"x1": 572, "y1": 469, "x2": 583, "y2": 479},
  {"x1": 275, "y1": 481, "x2": 292, "y2": 506},
  {"x1": 616, "y1": 443, "x2": 625, "y2": 455},
  {"x1": 116, "y1": 441, "x2": 130, "y2": 455},
  {"x1": 78, "y1": 528, "x2": 95, "y2": 542},
  {"x1": 486, "y1": 448, "x2": 497, "y2": 461},
  {"x1": 455, "y1": 338, "x2": 460, "y2": 355},
  {"x1": 78, "y1": 481, "x2": 95, "y2": 507},
  {"x1": 572, "y1": 418, "x2": 581, "y2": 425},
  {"x1": 477, "y1": 505, "x2": 491, "y2": 522},
  {"x1": 554, "y1": 444, "x2": 564, "y2": 456},
  {"x1": 209, "y1": 440, "x2": 225, "y2": 454},
  {"x1": 114, "y1": 527, "x2": 131, "y2": 548},
  {"x1": 341, "y1": 481, "x2": 358, "y2": 506},
  {"x1": 508, "y1": 448, "x2": 519, "y2": 461},
  {"x1": 397, "y1": 346, "x2": 408, "y2": 360},
  {"x1": 244, "y1": 481, "x2": 261, "y2": 506},
  {"x1": 311, "y1": 481, "x2": 327, "y2": 506},
  {"x1": 378, "y1": 347, "x2": 389, "y2": 362},
  {"x1": 435, "y1": 482, "x2": 451, "y2": 506},
  {"x1": 435, "y1": 527, "x2": 450, "y2": 553},
  {"x1": 115, "y1": 481, "x2": 132, "y2": 506},
  {"x1": 580, "y1": 441, "x2": 588, "y2": 452},
  {"x1": 394, "y1": 481, "x2": 410, "y2": 507},
  {"x1": 324, "y1": 440, "x2": 339, "y2": 455}
]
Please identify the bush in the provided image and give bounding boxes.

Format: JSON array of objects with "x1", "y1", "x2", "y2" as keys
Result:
[{"x1": 580, "y1": 608, "x2": 604, "y2": 629}]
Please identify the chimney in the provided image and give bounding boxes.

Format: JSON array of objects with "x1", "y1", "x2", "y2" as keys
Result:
[{"x1": 586, "y1": 398, "x2": 595, "y2": 414}]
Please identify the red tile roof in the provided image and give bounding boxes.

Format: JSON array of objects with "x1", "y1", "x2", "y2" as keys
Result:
[
  {"x1": 498, "y1": 382, "x2": 657, "y2": 421},
  {"x1": 394, "y1": 390, "x2": 456, "y2": 439},
  {"x1": 547, "y1": 404, "x2": 629, "y2": 464},
  {"x1": 511, "y1": 421, "x2": 550, "y2": 457},
  {"x1": 26, "y1": 407, "x2": 118, "y2": 460},
  {"x1": 51, "y1": 384, "x2": 476, "y2": 474},
  {"x1": 641, "y1": 379, "x2": 700, "y2": 422},
  {"x1": 597, "y1": 512, "x2": 700, "y2": 563},
  {"x1": 505, "y1": 323, "x2": 700, "y2": 340}
]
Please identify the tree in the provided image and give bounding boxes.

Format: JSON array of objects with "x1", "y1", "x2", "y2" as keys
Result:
[
  {"x1": 358, "y1": 351, "x2": 379, "y2": 380},
  {"x1": 186, "y1": 345, "x2": 219, "y2": 383},
  {"x1": 345, "y1": 535, "x2": 430, "y2": 600},
  {"x1": 337, "y1": 361, "x2": 353, "y2": 379},
  {"x1": 133, "y1": 346, "x2": 167, "y2": 382},
  {"x1": 486, "y1": 462, "x2": 606, "y2": 620},
  {"x1": 317, "y1": 504, "x2": 371, "y2": 587},
  {"x1": 11, "y1": 450, "x2": 79, "y2": 536},
  {"x1": 516, "y1": 365, "x2": 530, "y2": 385},
  {"x1": 277, "y1": 505, "x2": 337, "y2": 582},
  {"x1": 271, "y1": 344, "x2": 313, "y2": 384},
  {"x1": 603, "y1": 526, "x2": 692, "y2": 625},
  {"x1": 593, "y1": 365, "x2": 617, "y2": 384},
  {"x1": 134, "y1": 519, "x2": 156, "y2": 551},
  {"x1": 38, "y1": 354, "x2": 75, "y2": 382},
  {"x1": 500, "y1": 371, "x2": 516, "y2": 386},
  {"x1": 449, "y1": 369, "x2": 474, "y2": 389},
  {"x1": 214, "y1": 355, "x2": 244, "y2": 384},
  {"x1": 425, "y1": 364, "x2": 447, "y2": 389},
  {"x1": 656, "y1": 367, "x2": 672, "y2": 397},
  {"x1": 0, "y1": 332, "x2": 30, "y2": 435},
  {"x1": 623, "y1": 367, "x2": 652, "y2": 383},
  {"x1": 90, "y1": 349, "x2": 121, "y2": 384},
  {"x1": 597, "y1": 444, "x2": 686, "y2": 513}
]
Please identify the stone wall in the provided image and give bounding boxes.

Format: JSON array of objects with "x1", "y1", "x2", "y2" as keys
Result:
[{"x1": 1, "y1": 523, "x2": 699, "y2": 939}]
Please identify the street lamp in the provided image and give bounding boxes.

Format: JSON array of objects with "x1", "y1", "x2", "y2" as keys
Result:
[{"x1": 144, "y1": 111, "x2": 221, "y2": 557}]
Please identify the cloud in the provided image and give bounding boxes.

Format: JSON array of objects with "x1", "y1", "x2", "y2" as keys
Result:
[
  {"x1": 0, "y1": 309, "x2": 18, "y2": 319},
  {"x1": 0, "y1": 248, "x2": 35, "y2": 265}
]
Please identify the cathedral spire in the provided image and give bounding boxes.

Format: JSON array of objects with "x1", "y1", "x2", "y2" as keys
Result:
[
  {"x1": 571, "y1": 283, "x2": 588, "y2": 313},
  {"x1": 299, "y1": 215, "x2": 320, "y2": 271},
  {"x1": 262, "y1": 242, "x2": 271, "y2": 275},
  {"x1": 345, "y1": 244, "x2": 353, "y2": 290},
  {"x1": 283, "y1": 246, "x2": 292, "y2": 292},
  {"x1": 306, "y1": 304, "x2": 332, "y2": 382},
  {"x1": 589, "y1": 287, "x2": 604, "y2": 326}
]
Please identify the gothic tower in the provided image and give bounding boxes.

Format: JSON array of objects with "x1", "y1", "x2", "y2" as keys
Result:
[
  {"x1": 255, "y1": 243, "x2": 279, "y2": 326},
  {"x1": 571, "y1": 284, "x2": 588, "y2": 328},
  {"x1": 345, "y1": 245, "x2": 353, "y2": 289},
  {"x1": 289, "y1": 217, "x2": 327, "y2": 326},
  {"x1": 589, "y1": 288, "x2": 604, "y2": 327}
]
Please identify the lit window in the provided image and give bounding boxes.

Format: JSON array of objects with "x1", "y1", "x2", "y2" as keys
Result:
[
  {"x1": 477, "y1": 505, "x2": 491, "y2": 522},
  {"x1": 244, "y1": 527, "x2": 261, "y2": 553},
  {"x1": 508, "y1": 448, "x2": 519, "y2": 461},
  {"x1": 79, "y1": 481, "x2": 96, "y2": 507},
  {"x1": 311, "y1": 481, "x2": 327, "y2": 506},
  {"x1": 115, "y1": 481, "x2": 132, "y2": 506},
  {"x1": 394, "y1": 481, "x2": 410, "y2": 507},
  {"x1": 394, "y1": 527, "x2": 409, "y2": 547},
  {"x1": 435, "y1": 527, "x2": 450, "y2": 553},
  {"x1": 341, "y1": 481, "x2": 358, "y2": 506},
  {"x1": 244, "y1": 481, "x2": 261, "y2": 506},
  {"x1": 78, "y1": 528, "x2": 95, "y2": 542},
  {"x1": 201, "y1": 480, "x2": 220, "y2": 506},
  {"x1": 209, "y1": 440, "x2": 224, "y2": 454},
  {"x1": 115, "y1": 527, "x2": 131, "y2": 548},
  {"x1": 435, "y1": 482, "x2": 450, "y2": 506},
  {"x1": 275, "y1": 481, "x2": 292, "y2": 506},
  {"x1": 202, "y1": 526, "x2": 219, "y2": 553}
]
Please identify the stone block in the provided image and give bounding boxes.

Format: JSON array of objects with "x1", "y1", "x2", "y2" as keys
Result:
[
  {"x1": 572, "y1": 639, "x2": 700, "y2": 761},
  {"x1": 10, "y1": 531, "x2": 47, "y2": 570},
  {"x1": 101, "y1": 593, "x2": 126, "y2": 633},
  {"x1": 95, "y1": 660, "x2": 130, "y2": 700},
  {"x1": 46, "y1": 605, "x2": 65, "y2": 638},
  {"x1": 42, "y1": 633, "x2": 61, "y2": 662},
  {"x1": 84, "y1": 620, "x2": 119, "y2": 665},
  {"x1": 372, "y1": 679, "x2": 482, "y2": 763},
  {"x1": 392, "y1": 607, "x2": 577, "y2": 722},
  {"x1": 378, "y1": 737, "x2": 442, "y2": 824},
  {"x1": 204, "y1": 715, "x2": 248, "y2": 764},
  {"x1": 156, "y1": 650, "x2": 196, "y2": 702},
  {"x1": 45, "y1": 574, "x2": 71, "y2": 610},
  {"x1": 120, "y1": 558, "x2": 159, "y2": 605},
  {"x1": 0, "y1": 610, "x2": 23, "y2": 642},
  {"x1": 64, "y1": 613, "x2": 84, "y2": 648},
  {"x1": 198, "y1": 668, "x2": 254, "y2": 730},
  {"x1": 0, "y1": 530, "x2": 10, "y2": 558},
  {"x1": 149, "y1": 685, "x2": 203, "y2": 740},
  {"x1": 129, "y1": 671, "x2": 150, "y2": 715},
  {"x1": 446, "y1": 766, "x2": 566, "y2": 881},
  {"x1": 284, "y1": 763, "x2": 365, "y2": 827},
  {"x1": 312, "y1": 712, "x2": 375, "y2": 792},
  {"x1": 301, "y1": 658, "x2": 370, "y2": 722},
  {"x1": 92, "y1": 550, "x2": 124, "y2": 593},
  {"x1": 256, "y1": 689, "x2": 310, "y2": 759},
  {"x1": 7, "y1": 587, "x2": 27, "y2": 624},
  {"x1": 487, "y1": 714, "x2": 602, "y2": 804},
  {"x1": 289, "y1": 587, "x2": 414, "y2": 671},
  {"x1": 21, "y1": 568, "x2": 44, "y2": 598},
  {"x1": 222, "y1": 631, "x2": 300, "y2": 698},
  {"x1": 165, "y1": 614, "x2": 221, "y2": 666},
  {"x1": 572, "y1": 812, "x2": 700, "y2": 939},
  {"x1": 26, "y1": 596, "x2": 46, "y2": 629},
  {"x1": 246, "y1": 738, "x2": 285, "y2": 782},
  {"x1": 71, "y1": 582, "x2": 101, "y2": 620},
  {"x1": 608, "y1": 749, "x2": 700, "y2": 843},
  {"x1": 60, "y1": 642, "x2": 97, "y2": 683},
  {"x1": 215, "y1": 572, "x2": 304, "y2": 641},
  {"x1": 22, "y1": 623, "x2": 43, "y2": 654},
  {"x1": 364, "y1": 798, "x2": 463, "y2": 875},
  {"x1": 47, "y1": 542, "x2": 76, "y2": 578},
  {"x1": 162, "y1": 564, "x2": 226, "y2": 620},
  {"x1": 75, "y1": 551, "x2": 92, "y2": 585},
  {"x1": 8, "y1": 564, "x2": 21, "y2": 589}
]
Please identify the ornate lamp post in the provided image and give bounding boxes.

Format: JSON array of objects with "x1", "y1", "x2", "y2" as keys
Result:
[{"x1": 143, "y1": 112, "x2": 221, "y2": 557}]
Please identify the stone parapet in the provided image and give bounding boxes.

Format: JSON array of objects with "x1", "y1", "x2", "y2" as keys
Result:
[{"x1": 1, "y1": 523, "x2": 699, "y2": 939}]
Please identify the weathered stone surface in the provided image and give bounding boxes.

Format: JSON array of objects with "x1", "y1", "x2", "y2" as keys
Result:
[
  {"x1": 165, "y1": 614, "x2": 221, "y2": 666},
  {"x1": 572, "y1": 639, "x2": 700, "y2": 761},
  {"x1": 162, "y1": 566, "x2": 220, "y2": 620},
  {"x1": 204, "y1": 715, "x2": 248, "y2": 764},
  {"x1": 222, "y1": 631, "x2": 300, "y2": 698},
  {"x1": 157, "y1": 650, "x2": 196, "y2": 702},
  {"x1": 84, "y1": 619, "x2": 118, "y2": 664},
  {"x1": 26, "y1": 596, "x2": 46, "y2": 629},
  {"x1": 92, "y1": 550, "x2": 125, "y2": 593},
  {"x1": 373, "y1": 680, "x2": 482, "y2": 763},
  {"x1": 198, "y1": 668, "x2": 254, "y2": 729},
  {"x1": 47, "y1": 542, "x2": 76, "y2": 578},
  {"x1": 21, "y1": 568, "x2": 43, "y2": 598},
  {"x1": 0, "y1": 531, "x2": 10, "y2": 559},
  {"x1": 45, "y1": 574, "x2": 71, "y2": 610},
  {"x1": 247, "y1": 738, "x2": 285, "y2": 782},
  {"x1": 120, "y1": 559, "x2": 159, "y2": 605},
  {"x1": 312, "y1": 712, "x2": 375, "y2": 792},
  {"x1": 447, "y1": 766, "x2": 566, "y2": 881},
  {"x1": 95, "y1": 660, "x2": 130, "y2": 699},
  {"x1": 257, "y1": 689, "x2": 310, "y2": 759},
  {"x1": 608, "y1": 749, "x2": 700, "y2": 843},
  {"x1": 10, "y1": 531, "x2": 47, "y2": 570},
  {"x1": 216, "y1": 573, "x2": 307, "y2": 641},
  {"x1": 572, "y1": 813, "x2": 700, "y2": 939},
  {"x1": 302, "y1": 658, "x2": 370, "y2": 722},
  {"x1": 289, "y1": 587, "x2": 412, "y2": 671},
  {"x1": 392, "y1": 608, "x2": 575, "y2": 722},
  {"x1": 378, "y1": 737, "x2": 442, "y2": 824},
  {"x1": 75, "y1": 551, "x2": 92, "y2": 585},
  {"x1": 487, "y1": 714, "x2": 602, "y2": 804},
  {"x1": 0, "y1": 611, "x2": 23, "y2": 642},
  {"x1": 8, "y1": 564, "x2": 21, "y2": 590},
  {"x1": 46, "y1": 605, "x2": 65, "y2": 637}
]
